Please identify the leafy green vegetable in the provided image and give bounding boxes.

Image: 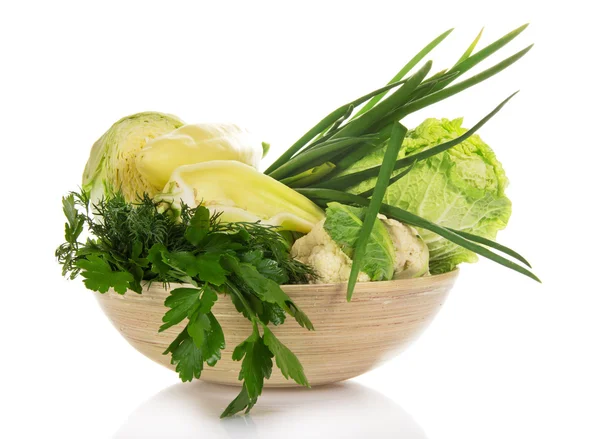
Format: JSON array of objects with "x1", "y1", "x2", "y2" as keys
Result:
[
  {"x1": 163, "y1": 329, "x2": 204, "y2": 382},
  {"x1": 324, "y1": 202, "x2": 395, "y2": 282},
  {"x1": 76, "y1": 255, "x2": 134, "y2": 294},
  {"x1": 279, "y1": 162, "x2": 337, "y2": 188},
  {"x1": 159, "y1": 287, "x2": 202, "y2": 332},
  {"x1": 352, "y1": 28, "x2": 454, "y2": 119},
  {"x1": 453, "y1": 28, "x2": 484, "y2": 67},
  {"x1": 223, "y1": 256, "x2": 314, "y2": 330},
  {"x1": 269, "y1": 24, "x2": 531, "y2": 185},
  {"x1": 338, "y1": 118, "x2": 512, "y2": 273},
  {"x1": 220, "y1": 385, "x2": 254, "y2": 418},
  {"x1": 233, "y1": 324, "x2": 274, "y2": 399},
  {"x1": 316, "y1": 92, "x2": 517, "y2": 191},
  {"x1": 221, "y1": 321, "x2": 310, "y2": 417},
  {"x1": 56, "y1": 190, "x2": 314, "y2": 417},
  {"x1": 264, "y1": 78, "x2": 413, "y2": 174},
  {"x1": 262, "y1": 324, "x2": 309, "y2": 386},
  {"x1": 185, "y1": 205, "x2": 211, "y2": 246}
]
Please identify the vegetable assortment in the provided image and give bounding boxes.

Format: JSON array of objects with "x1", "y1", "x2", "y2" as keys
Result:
[{"x1": 57, "y1": 25, "x2": 539, "y2": 416}]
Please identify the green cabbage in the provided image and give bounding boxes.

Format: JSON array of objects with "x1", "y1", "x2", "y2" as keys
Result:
[
  {"x1": 340, "y1": 118, "x2": 511, "y2": 274},
  {"x1": 82, "y1": 112, "x2": 184, "y2": 203}
]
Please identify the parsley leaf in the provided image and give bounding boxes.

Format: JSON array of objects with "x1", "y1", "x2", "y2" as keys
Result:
[
  {"x1": 232, "y1": 325, "x2": 273, "y2": 400},
  {"x1": 202, "y1": 313, "x2": 225, "y2": 366},
  {"x1": 187, "y1": 312, "x2": 211, "y2": 347},
  {"x1": 161, "y1": 286, "x2": 224, "y2": 370},
  {"x1": 220, "y1": 384, "x2": 255, "y2": 418},
  {"x1": 242, "y1": 250, "x2": 288, "y2": 284},
  {"x1": 262, "y1": 324, "x2": 309, "y2": 387},
  {"x1": 227, "y1": 259, "x2": 314, "y2": 330},
  {"x1": 185, "y1": 205, "x2": 210, "y2": 245},
  {"x1": 164, "y1": 251, "x2": 197, "y2": 276},
  {"x1": 195, "y1": 253, "x2": 228, "y2": 286},
  {"x1": 76, "y1": 255, "x2": 134, "y2": 294},
  {"x1": 163, "y1": 329, "x2": 203, "y2": 382},
  {"x1": 147, "y1": 243, "x2": 171, "y2": 276},
  {"x1": 160, "y1": 287, "x2": 202, "y2": 332}
]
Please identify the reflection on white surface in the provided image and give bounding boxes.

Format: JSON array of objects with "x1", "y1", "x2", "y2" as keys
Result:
[{"x1": 115, "y1": 381, "x2": 426, "y2": 439}]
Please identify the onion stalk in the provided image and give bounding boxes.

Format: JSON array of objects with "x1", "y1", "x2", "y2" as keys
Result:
[{"x1": 265, "y1": 24, "x2": 539, "y2": 296}]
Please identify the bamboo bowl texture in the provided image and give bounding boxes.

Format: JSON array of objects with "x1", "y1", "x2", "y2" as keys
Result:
[{"x1": 96, "y1": 270, "x2": 458, "y2": 387}]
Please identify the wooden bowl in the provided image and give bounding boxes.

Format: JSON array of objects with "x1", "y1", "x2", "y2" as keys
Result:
[{"x1": 96, "y1": 270, "x2": 458, "y2": 387}]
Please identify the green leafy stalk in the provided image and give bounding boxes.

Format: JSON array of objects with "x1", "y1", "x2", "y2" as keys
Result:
[
  {"x1": 268, "y1": 136, "x2": 377, "y2": 180},
  {"x1": 352, "y1": 28, "x2": 454, "y2": 119},
  {"x1": 280, "y1": 162, "x2": 336, "y2": 187},
  {"x1": 264, "y1": 79, "x2": 410, "y2": 174},
  {"x1": 394, "y1": 45, "x2": 533, "y2": 119},
  {"x1": 271, "y1": 25, "x2": 531, "y2": 185},
  {"x1": 431, "y1": 24, "x2": 529, "y2": 94},
  {"x1": 221, "y1": 281, "x2": 310, "y2": 417},
  {"x1": 346, "y1": 123, "x2": 407, "y2": 301},
  {"x1": 453, "y1": 27, "x2": 484, "y2": 67},
  {"x1": 316, "y1": 92, "x2": 517, "y2": 190},
  {"x1": 330, "y1": 61, "x2": 432, "y2": 142},
  {"x1": 446, "y1": 229, "x2": 532, "y2": 268}
]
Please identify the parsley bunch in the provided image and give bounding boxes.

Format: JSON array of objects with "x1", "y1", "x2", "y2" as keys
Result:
[{"x1": 56, "y1": 191, "x2": 315, "y2": 417}]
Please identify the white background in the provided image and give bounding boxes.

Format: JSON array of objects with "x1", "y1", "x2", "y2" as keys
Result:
[{"x1": 1, "y1": 1, "x2": 598, "y2": 438}]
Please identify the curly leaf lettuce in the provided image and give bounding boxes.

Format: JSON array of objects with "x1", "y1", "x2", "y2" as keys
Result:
[{"x1": 341, "y1": 118, "x2": 511, "y2": 274}]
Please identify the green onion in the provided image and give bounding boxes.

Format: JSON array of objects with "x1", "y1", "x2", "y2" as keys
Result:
[
  {"x1": 453, "y1": 27, "x2": 484, "y2": 67},
  {"x1": 399, "y1": 45, "x2": 532, "y2": 118},
  {"x1": 264, "y1": 79, "x2": 410, "y2": 174},
  {"x1": 280, "y1": 162, "x2": 336, "y2": 187},
  {"x1": 446, "y1": 228, "x2": 532, "y2": 268},
  {"x1": 329, "y1": 61, "x2": 432, "y2": 141},
  {"x1": 430, "y1": 24, "x2": 529, "y2": 94},
  {"x1": 317, "y1": 91, "x2": 517, "y2": 190},
  {"x1": 271, "y1": 26, "x2": 531, "y2": 185},
  {"x1": 352, "y1": 28, "x2": 454, "y2": 119},
  {"x1": 346, "y1": 123, "x2": 408, "y2": 301},
  {"x1": 369, "y1": 45, "x2": 532, "y2": 134},
  {"x1": 268, "y1": 136, "x2": 377, "y2": 180}
]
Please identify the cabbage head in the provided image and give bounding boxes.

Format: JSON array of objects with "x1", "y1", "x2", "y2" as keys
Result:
[
  {"x1": 82, "y1": 112, "x2": 184, "y2": 204},
  {"x1": 340, "y1": 118, "x2": 511, "y2": 274}
]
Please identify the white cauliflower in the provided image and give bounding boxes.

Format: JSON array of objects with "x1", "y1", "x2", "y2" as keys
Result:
[
  {"x1": 291, "y1": 219, "x2": 370, "y2": 284},
  {"x1": 379, "y1": 217, "x2": 430, "y2": 279},
  {"x1": 291, "y1": 215, "x2": 429, "y2": 284}
]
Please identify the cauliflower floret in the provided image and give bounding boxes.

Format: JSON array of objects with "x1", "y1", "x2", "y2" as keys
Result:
[
  {"x1": 291, "y1": 219, "x2": 370, "y2": 284},
  {"x1": 292, "y1": 214, "x2": 430, "y2": 284},
  {"x1": 380, "y1": 217, "x2": 430, "y2": 279}
]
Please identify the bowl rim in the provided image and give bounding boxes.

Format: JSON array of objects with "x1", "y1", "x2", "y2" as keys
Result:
[
  {"x1": 134, "y1": 268, "x2": 459, "y2": 295},
  {"x1": 279, "y1": 268, "x2": 459, "y2": 291}
]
